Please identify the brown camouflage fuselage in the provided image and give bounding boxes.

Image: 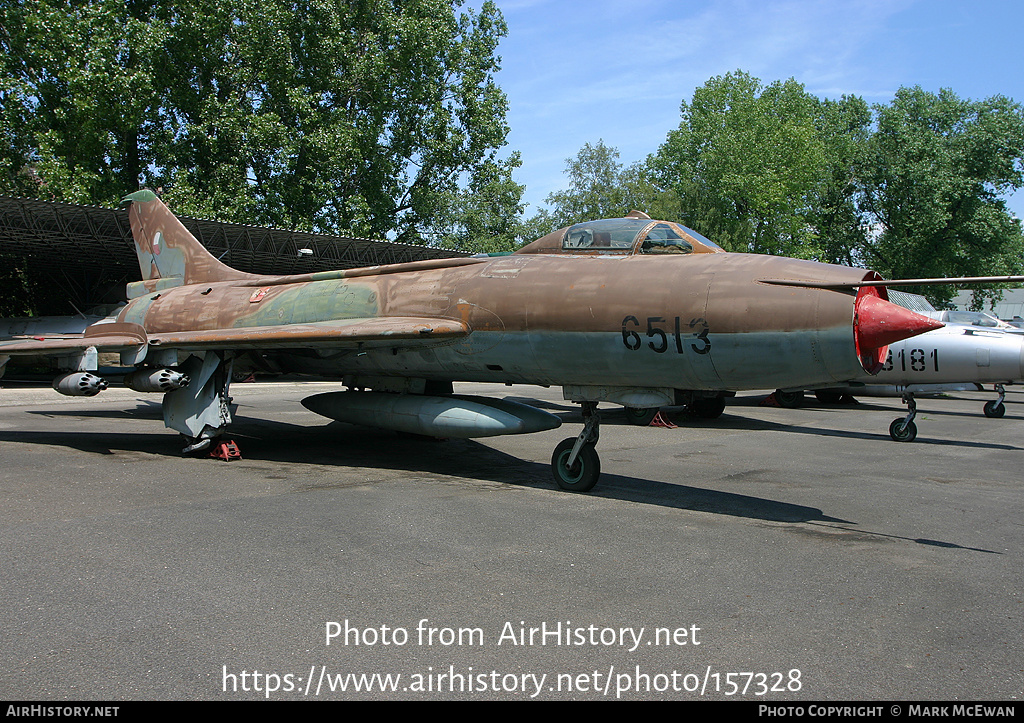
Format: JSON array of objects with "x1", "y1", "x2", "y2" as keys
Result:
[{"x1": 116, "y1": 238, "x2": 878, "y2": 392}]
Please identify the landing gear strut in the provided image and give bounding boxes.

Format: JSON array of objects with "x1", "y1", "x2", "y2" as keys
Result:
[
  {"x1": 162, "y1": 353, "x2": 237, "y2": 455},
  {"x1": 889, "y1": 392, "x2": 918, "y2": 442},
  {"x1": 551, "y1": 401, "x2": 601, "y2": 492}
]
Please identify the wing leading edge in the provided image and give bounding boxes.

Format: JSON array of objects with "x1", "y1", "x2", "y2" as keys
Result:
[{"x1": 0, "y1": 317, "x2": 468, "y2": 357}]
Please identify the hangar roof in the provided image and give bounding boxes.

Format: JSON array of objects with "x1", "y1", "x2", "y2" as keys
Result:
[{"x1": 0, "y1": 195, "x2": 468, "y2": 313}]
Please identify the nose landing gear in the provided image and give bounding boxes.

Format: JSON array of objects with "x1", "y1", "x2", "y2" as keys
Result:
[{"x1": 889, "y1": 392, "x2": 918, "y2": 442}]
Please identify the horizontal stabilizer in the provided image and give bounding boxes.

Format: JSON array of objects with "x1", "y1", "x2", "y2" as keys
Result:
[{"x1": 0, "y1": 322, "x2": 147, "y2": 355}]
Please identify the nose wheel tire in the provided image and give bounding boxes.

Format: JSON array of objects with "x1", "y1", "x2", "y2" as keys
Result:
[
  {"x1": 889, "y1": 418, "x2": 917, "y2": 442},
  {"x1": 984, "y1": 400, "x2": 1006, "y2": 418},
  {"x1": 551, "y1": 438, "x2": 601, "y2": 492}
]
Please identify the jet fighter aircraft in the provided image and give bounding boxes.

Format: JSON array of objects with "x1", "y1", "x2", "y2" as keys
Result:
[
  {"x1": 774, "y1": 323, "x2": 1024, "y2": 441},
  {"x1": 0, "y1": 191, "x2": 944, "y2": 491}
]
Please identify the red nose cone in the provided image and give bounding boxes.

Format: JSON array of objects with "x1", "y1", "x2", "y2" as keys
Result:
[
  {"x1": 856, "y1": 293, "x2": 944, "y2": 348},
  {"x1": 854, "y1": 289, "x2": 944, "y2": 373}
]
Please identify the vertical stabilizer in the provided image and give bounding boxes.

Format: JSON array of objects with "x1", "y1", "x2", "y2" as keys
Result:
[{"x1": 124, "y1": 190, "x2": 257, "y2": 288}]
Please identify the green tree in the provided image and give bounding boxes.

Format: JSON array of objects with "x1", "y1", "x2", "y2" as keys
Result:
[
  {"x1": 0, "y1": 0, "x2": 168, "y2": 201},
  {"x1": 0, "y1": 0, "x2": 521, "y2": 247},
  {"x1": 541, "y1": 140, "x2": 629, "y2": 229},
  {"x1": 650, "y1": 71, "x2": 827, "y2": 256},
  {"x1": 806, "y1": 95, "x2": 873, "y2": 267},
  {"x1": 856, "y1": 87, "x2": 1024, "y2": 306},
  {"x1": 520, "y1": 140, "x2": 681, "y2": 243},
  {"x1": 0, "y1": 257, "x2": 33, "y2": 316}
]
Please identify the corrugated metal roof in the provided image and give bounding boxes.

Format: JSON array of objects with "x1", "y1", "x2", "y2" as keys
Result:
[
  {"x1": 952, "y1": 288, "x2": 1024, "y2": 320},
  {"x1": 0, "y1": 195, "x2": 468, "y2": 312},
  {"x1": 887, "y1": 289, "x2": 936, "y2": 313}
]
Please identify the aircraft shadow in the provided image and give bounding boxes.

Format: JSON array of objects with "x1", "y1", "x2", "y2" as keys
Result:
[
  {"x1": 805, "y1": 399, "x2": 1014, "y2": 422},
  {"x1": 0, "y1": 413, "x2": 996, "y2": 551},
  {"x1": 732, "y1": 391, "x2": 1021, "y2": 422},
  {"x1": 0, "y1": 429, "x2": 181, "y2": 456},
  {"x1": 540, "y1": 398, "x2": 1021, "y2": 442},
  {"x1": 658, "y1": 409, "x2": 1022, "y2": 451},
  {"x1": 25, "y1": 401, "x2": 163, "y2": 420}
]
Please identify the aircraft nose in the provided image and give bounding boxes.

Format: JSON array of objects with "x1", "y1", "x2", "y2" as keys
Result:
[{"x1": 854, "y1": 289, "x2": 944, "y2": 373}]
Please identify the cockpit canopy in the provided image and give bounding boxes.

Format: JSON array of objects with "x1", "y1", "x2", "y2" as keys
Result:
[{"x1": 516, "y1": 215, "x2": 723, "y2": 256}]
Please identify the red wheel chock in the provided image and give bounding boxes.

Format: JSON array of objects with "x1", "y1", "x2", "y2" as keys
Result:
[
  {"x1": 209, "y1": 440, "x2": 242, "y2": 461},
  {"x1": 649, "y1": 411, "x2": 677, "y2": 428}
]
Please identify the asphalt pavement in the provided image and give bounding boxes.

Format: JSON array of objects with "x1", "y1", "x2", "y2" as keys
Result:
[{"x1": 1, "y1": 380, "x2": 1021, "y2": 700}]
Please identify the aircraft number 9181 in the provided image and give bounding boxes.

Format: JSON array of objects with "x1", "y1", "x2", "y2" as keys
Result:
[
  {"x1": 621, "y1": 316, "x2": 711, "y2": 355},
  {"x1": 882, "y1": 348, "x2": 939, "y2": 373}
]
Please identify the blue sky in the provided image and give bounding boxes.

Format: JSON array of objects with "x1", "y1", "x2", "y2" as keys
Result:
[{"x1": 486, "y1": 0, "x2": 1024, "y2": 220}]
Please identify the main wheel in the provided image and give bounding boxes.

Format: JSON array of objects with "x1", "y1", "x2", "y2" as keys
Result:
[
  {"x1": 690, "y1": 396, "x2": 726, "y2": 419},
  {"x1": 889, "y1": 418, "x2": 917, "y2": 442},
  {"x1": 774, "y1": 390, "x2": 804, "y2": 408},
  {"x1": 551, "y1": 438, "x2": 601, "y2": 492},
  {"x1": 983, "y1": 400, "x2": 1006, "y2": 418},
  {"x1": 624, "y1": 407, "x2": 659, "y2": 426},
  {"x1": 181, "y1": 434, "x2": 214, "y2": 456}
]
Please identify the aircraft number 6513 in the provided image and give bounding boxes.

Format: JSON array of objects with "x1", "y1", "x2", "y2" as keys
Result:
[{"x1": 621, "y1": 316, "x2": 711, "y2": 355}]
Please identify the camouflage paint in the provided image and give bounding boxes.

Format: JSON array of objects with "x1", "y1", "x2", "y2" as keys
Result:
[{"x1": 5, "y1": 194, "x2": 941, "y2": 400}]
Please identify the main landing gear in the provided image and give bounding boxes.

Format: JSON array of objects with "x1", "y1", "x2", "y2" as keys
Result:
[
  {"x1": 622, "y1": 394, "x2": 727, "y2": 426},
  {"x1": 551, "y1": 401, "x2": 601, "y2": 492},
  {"x1": 163, "y1": 353, "x2": 238, "y2": 455},
  {"x1": 624, "y1": 406, "x2": 659, "y2": 426}
]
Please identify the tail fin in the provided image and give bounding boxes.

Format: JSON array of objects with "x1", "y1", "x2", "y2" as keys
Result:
[{"x1": 124, "y1": 190, "x2": 256, "y2": 296}]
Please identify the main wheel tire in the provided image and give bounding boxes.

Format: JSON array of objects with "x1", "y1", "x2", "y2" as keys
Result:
[
  {"x1": 889, "y1": 418, "x2": 917, "y2": 442},
  {"x1": 551, "y1": 438, "x2": 601, "y2": 492},
  {"x1": 690, "y1": 396, "x2": 726, "y2": 419},
  {"x1": 983, "y1": 400, "x2": 1006, "y2": 418},
  {"x1": 624, "y1": 407, "x2": 659, "y2": 426},
  {"x1": 774, "y1": 390, "x2": 804, "y2": 408}
]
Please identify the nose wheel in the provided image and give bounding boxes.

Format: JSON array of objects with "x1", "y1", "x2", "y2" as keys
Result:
[
  {"x1": 984, "y1": 384, "x2": 1006, "y2": 418},
  {"x1": 551, "y1": 439, "x2": 600, "y2": 491},
  {"x1": 889, "y1": 417, "x2": 918, "y2": 442},
  {"x1": 889, "y1": 392, "x2": 918, "y2": 442}
]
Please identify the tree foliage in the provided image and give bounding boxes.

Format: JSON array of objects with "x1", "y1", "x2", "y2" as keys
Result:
[
  {"x1": 535, "y1": 72, "x2": 1024, "y2": 307},
  {"x1": 649, "y1": 71, "x2": 830, "y2": 257},
  {"x1": 855, "y1": 87, "x2": 1024, "y2": 306},
  {"x1": 519, "y1": 140, "x2": 681, "y2": 242},
  {"x1": 0, "y1": 0, "x2": 522, "y2": 247}
]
